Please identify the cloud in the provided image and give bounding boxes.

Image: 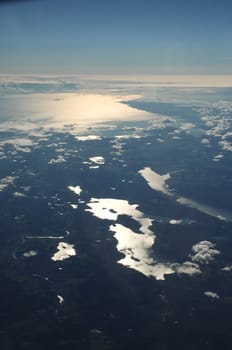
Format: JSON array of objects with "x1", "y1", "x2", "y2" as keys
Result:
[
  {"x1": 23, "y1": 250, "x2": 38, "y2": 258},
  {"x1": 200, "y1": 138, "x2": 210, "y2": 145},
  {"x1": 173, "y1": 261, "x2": 201, "y2": 276},
  {"x1": 75, "y1": 135, "x2": 102, "y2": 141},
  {"x1": 190, "y1": 241, "x2": 220, "y2": 264},
  {"x1": 13, "y1": 191, "x2": 26, "y2": 197},
  {"x1": 89, "y1": 156, "x2": 105, "y2": 165},
  {"x1": 169, "y1": 219, "x2": 182, "y2": 224},
  {"x1": 180, "y1": 122, "x2": 195, "y2": 131},
  {"x1": 0, "y1": 176, "x2": 17, "y2": 191},
  {"x1": 204, "y1": 291, "x2": 219, "y2": 299},
  {"x1": 221, "y1": 265, "x2": 232, "y2": 272},
  {"x1": 48, "y1": 155, "x2": 66, "y2": 164},
  {"x1": 0, "y1": 148, "x2": 6, "y2": 159}
]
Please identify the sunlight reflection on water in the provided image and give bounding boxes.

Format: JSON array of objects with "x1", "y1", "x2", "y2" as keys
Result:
[{"x1": 1, "y1": 93, "x2": 153, "y2": 128}]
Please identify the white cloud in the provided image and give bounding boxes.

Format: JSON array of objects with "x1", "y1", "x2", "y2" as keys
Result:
[
  {"x1": 48, "y1": 155, "x2": 66, "y2": 164},
  {"x1": 200, "y1": 138, "x2": 210, "y2": 145},
  {"x1": 169, "y1": 219, "x2": 182, "y2": 225},
  {"x1": 212, "y1": 154, "x2": 224, "y2": 162},
  {"x1": 190, "y1": 241, "x2": 220, "y2": 264},
  {"x1": 0, "y1": 176, "x2": 17, "y2": 191},
  {"x1": 75, "y1": 135, "x2": 102, "y2": 141},
  {"x1": 23, "y1": 250, "x2": 38, "y2": 258},
  {"x1": 173, "y1": 261, "x2": 201, "y2": 276},
  {"x1": 221, "y1": 265, "x2": 232, "y2": 272},
  {"x1": 13, "y1": 191, "x2": 26, "y2": 197},
  {"x1": 204, "y1": 291, "x2": 219, "y2": 299},
  {"x1": 219, "y1": 141, "x2": 232, "y2": 151},
  {"x1": 89, "y1": 156, "x2": 105, "y2": 165},
  {"x1": 180, "y1": 122, "x2": 195, "y2": 131},
  {"x1": 0, "y1": 138, "x2": 34, "y2": 147}
]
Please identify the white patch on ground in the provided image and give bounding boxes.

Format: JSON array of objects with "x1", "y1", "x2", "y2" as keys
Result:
[
  {"x1": 68, "y1": 185, "x2": 82, "y2": 196},
  {"x1": 0, "y1": 93, "x2": 153, "y2": 133},
  {"x1": 51, "y1": 242, "x2": 76, "y2": 261},
  {"x1": 70, "y1": 204, "x2": 78, "y2": 209},
  {"x1": 139, "y1": 167, "x2": 172, "y2": 196},
  {"x1": 140, "y1": 167, "x2": 232, "y2": 222},
  {"x1": 86, "y1": 198, "x2": 153, "y2": 235},
  {"x1": 26, "y1": 235, "x2": 65, "y2": 239},
  {"x1": 57, "y1": 295, "x2": 64, "y2": 304},
  {"x1": 109, "y1": 224, "x2": 201, "y2": 279},
  {"x1": 110, "y1": 223, "x2": 155, "y2": 264},
  {"x1": 190, "y1": 241, "x2": 220, "y2": 264},
  {"x1": 86, "y1": 197, "x2": 201, "y2": 280},
  {"x1": 176, "y1": 196, "x2": 232, "y2": 222},
  {"x1": 204, "y1": 291, "x2": 219, "y2": 299}
]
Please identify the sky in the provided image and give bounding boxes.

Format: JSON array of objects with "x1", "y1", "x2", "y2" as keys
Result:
[{"x1": 0, "y1": 0, "x2": 232, "y2": 75}]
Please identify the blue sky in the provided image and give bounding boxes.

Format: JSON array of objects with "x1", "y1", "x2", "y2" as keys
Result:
[{"x1": 0, "y1": 0, "x2": 232, "y2": 74}]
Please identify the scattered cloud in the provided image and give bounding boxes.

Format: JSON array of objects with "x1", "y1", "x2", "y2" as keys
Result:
[
  {"x1": 48, "y1": 155, "x2": 66, "y2": 164},
  {"x1": 221, "y1": 265, "x2": 232, "y2": 272},
  {"x1": 0, "y1": 176, "x2": 17, "y2": 191},
  {"x1": 169, "y1": 219, "x2": 182, "y2": 225},
  {"x1": 190, "y1": 241, "x2": 220, "y2": 264},
  {"x1": 75, "y1": 135, "x2": 102, "y2": 141},
  {"x1": 89, "y1": 156, "x2": 105, "y2": 165},
  {"x1": 23, "y1": 250, "x2": 38, "y2": 258},
  {"x1": 200, "y1": 138, "x2": 210, "y2": 145},
  {"x1": 180, "y1": 122, "x2": 195, "y2": 131},
  {"x1": 13, "y1": 191, "x2": 26, "y2": 197},
  {"x1": 204, "y1": 291, "x2": 219, "y2": 299}
]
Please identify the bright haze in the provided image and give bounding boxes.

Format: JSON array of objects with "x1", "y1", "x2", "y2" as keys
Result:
[{"x1": 0, "y1": 0, "x2": 232, "y2": 75}]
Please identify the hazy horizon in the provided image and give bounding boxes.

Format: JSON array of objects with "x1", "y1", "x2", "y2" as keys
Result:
[{"x1": 1, "y1": 0, "x2": 232, "y2": 75}]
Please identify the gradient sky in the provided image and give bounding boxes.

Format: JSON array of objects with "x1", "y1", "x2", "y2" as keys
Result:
[{"x1": 0, "y1": 0, "x2": 232, "y2": 75}]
